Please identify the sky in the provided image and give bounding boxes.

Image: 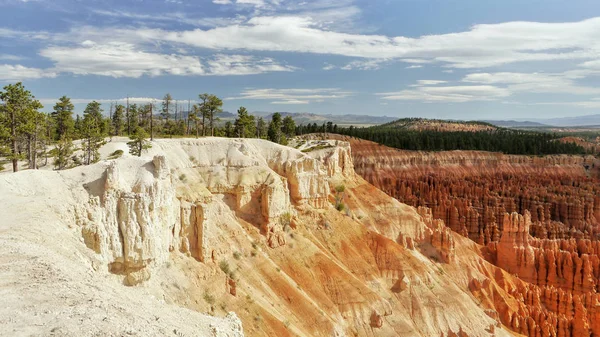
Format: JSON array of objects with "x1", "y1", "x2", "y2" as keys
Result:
[{"x1": 1, "y1": 0, "x2": 600, "y2": 119}]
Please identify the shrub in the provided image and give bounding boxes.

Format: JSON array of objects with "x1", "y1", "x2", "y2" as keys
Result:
[
  {"x1": 203, "y1": 292, "x2": 215, "y2": 305},
  {"x1": 179, "y1": 173, "x2": 187, "y2": 182},
  {"x1": 233, "y1": 251, "x2": 241, "y2": 260},
  {"x1": 108, "y1": 149, "x2": 124, "y2": 159},
  {"x1": 219, "y1": 260, "x2": 230, "y2": 275}
]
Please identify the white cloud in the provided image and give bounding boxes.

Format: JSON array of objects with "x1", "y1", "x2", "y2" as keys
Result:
[
  {"x1": 206, "y1": 54, "x2": 296, "y2": 75},
  {"x1": 35, "y1": 42, "x2": 293, "y2": 78},
  {"x1": 0, "y1": 54, "x2": 23, "y2": 61},
  {"x1": 341, "y1": 59, "x2": 389, "y2": 70},
  {"x1": 92, "y1": 9, "x2": 246, "y2": 28},
  {"x1": 40, "y1": 42, "x2": 205, "y2": 78},
  {"x1": 378, "y1": 85, "x2": 510, "y2": 103},
  {"x1": 415, "y1": 80, "x2": 447, "y2": 86},
  {"x1": 406, "y1": 65, "x2": 422, "y2": 69},
  {"x1": 0, "y1": 64, "x2": 56, "y2": 81},
  {"x1": 38, "y1": 97, "x2": 166, "y2": 105},
  {"x1": 322, "y1": 63, "x2": 335, "y2": 70},
  {"x1": 532, "y1": 101, "x2": 600, "y2": 108},
  {"x1": 463, "y1": 71, "x2": 600, "y2": 95},
  {"x1": 53, "y1": 16, "x2": 600, "y2": 69},
  {"x1": 271, "y1": 99, "x2": 309, "y2": 104},
  {"x1": 227, "y1": 88, "x2": 352, "y2": 104}
]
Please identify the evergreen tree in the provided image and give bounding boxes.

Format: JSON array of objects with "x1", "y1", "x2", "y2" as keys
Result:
[
  {"x1": 0, "y1": 82, "x2": 43, "y2": 172},
  {"x1": 224, "y1": 121, "x2": 234, "y2": 137},
  {"x1": 126, "y1": 103, "x2": 138, "y2": 135},
  {"x1": 51, "y1": 96, "x2": 75, "y2": 140},
  {"x1": 81, "y1": 101, "x2": 105, "y2": 165},
  {"x1": 127, "y1": 126, "x2": 152, "y2": 157},
  {"x1": 282, "y1": 116, "x2": 296, "y2": 138},
  {"x1": 234, "y1": 106, "x2": 256, "y2": 138},
  {"x1": 205, "y1": 94, "x2": 223, "y2": 136},
  {"x1": 256, "y1": 117, "x2": 267, "y2": 139},
  {"x1": 189, "y1": 104, "x2": 201, "y2": 138},
  {"x1": 112, "y1": 104, "x2": 125, "y2": 136},
  {"x1": 198, "y1": 93, "x2": 209, "y2": 136},
  {"x1": 268, "y1": 113, "x2": 283, "y2": 144},
  {"x1": 52, "y1": 135, "x2": 74, "y2": 170}
]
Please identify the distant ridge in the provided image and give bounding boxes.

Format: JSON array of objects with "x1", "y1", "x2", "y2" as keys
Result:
[
  {"x1": 483, "y1": 120, "x2": 549, "y2": 128},
  {"x1": 485, "y1": 114, "x2": 600, "y2": 127}
]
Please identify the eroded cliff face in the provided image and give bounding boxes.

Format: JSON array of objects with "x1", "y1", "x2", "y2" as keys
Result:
[
  {"x1": 479, "y1": 211, "x2": 600, "y2": 337},
  {"x1": 23, "y1": 137, "x2": 529, "y2": 337},
  {"x1": 301, "y1": 134, "x2": 600, "y2": 337},
  {"x1": 315, "y1": 134, "x2": 600, "y2": 245}
]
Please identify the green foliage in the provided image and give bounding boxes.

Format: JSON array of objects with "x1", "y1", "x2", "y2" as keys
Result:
[
  {"x1": 256, "y1": 117, "x2": 267, "y2": 139},
  {"x1": 108, "y1": 149, "x2": 124, "y2": 160},
  {"x1": 81, "y1": 101, "x2": 106, "y2": 165},
  {"x1": 199, "y1": 93, "x2": 223, "y2": 136},
  {"x1": 334, "y1": 121, "x2": 587, "y2": 156},
  {"x1": 301, "y1": 144, "x2": 334, "y2": 152},
  {"x1": 0, "y1": 82, "x2": 44, "y2": 172},
  {"x1": 233, "y1": 251, "x2": 241, "y2": 260},
  {"x1": 268, "y1": 112, "x2": 283, "y2": 144},
  {"x1": 234, "y1": 106, "x2": 256, "y2": 138},
  {"x1": 112, "y1": 104, "x2": 125, "y2": 136},
  {"x1": 224, "y1": 121, "x2": 234, "y2": 137},
  {"x1": 219, "y1": 260, "x2": 232, "y2": 277},
  {"x1": 178, "y1": 173, "x2": 187, "y2": 182},
  {"x1": 51, "y1": 96, "x2": 75, "y2": 140},
  {"x1": 127, "y1": 126, "x2": 152, "y2": 157},
  {"x1": 334, "y1": 184, "x2": 346, "y2": 211},
  {"x1": 52, "y1": 136, "x2": 75, "y2": 170},
  {"x1": 203, "y1": 292, "x2": 215, "y2": 305},
  {"x1": 282, "y1": 116, "x2": 296, "y2": 138}
]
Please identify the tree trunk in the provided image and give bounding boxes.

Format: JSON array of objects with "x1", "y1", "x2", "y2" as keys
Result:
[
  {"x1": 202, "y1": 114, "x2": 205, "y2": 137},
  {"x1": 150, "y1": 105, "x2": 154, "y2": 141},
  {"x1": 32, "y1": 131, "x2": 38, "y2": 169},
  {"x1": 87, "y1": 138, "x2": 91, "y2": 165}
]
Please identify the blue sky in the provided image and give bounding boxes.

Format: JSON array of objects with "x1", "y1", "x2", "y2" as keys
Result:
[{"x1": 1, "y1": 0, "x2": 600, "y2": 119}]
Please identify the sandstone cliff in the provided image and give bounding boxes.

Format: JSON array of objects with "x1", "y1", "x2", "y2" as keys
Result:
[
  {"x1": 0, "y1": 137, "x2": 518, "y2": 337},
  {"x1": 313, "y1": 134, "x2": 600, "y2": 245}
]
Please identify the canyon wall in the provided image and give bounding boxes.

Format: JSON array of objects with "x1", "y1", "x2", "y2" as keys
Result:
[
  {"x1": 301, "y1": 134, "x2": 600, "y2": 337},
  {"x1": 2, "y1": 137, "x2": 527, "y2": 337},
  {"x1": 315, "y1": 134, "x2": 600, "y2": 245}
]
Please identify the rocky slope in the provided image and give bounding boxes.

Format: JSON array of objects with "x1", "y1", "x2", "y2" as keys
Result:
[
  {"x1": 0, "y1": 137, "x2": 523, "y2": 337},
  {"x1": 299, "y1": 134, "x2": 600, "y2": 337},
  {"x1": 313, "y1": 134, "x2": 600, "y2": 245}
]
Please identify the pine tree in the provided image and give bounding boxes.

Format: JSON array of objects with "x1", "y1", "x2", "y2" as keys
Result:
[
  {"x1": 127, "y1": 126, "x2": 152, "y2": 157},
  {"x1": 205, "y1": 94, "x2": 223, "y2": 137},
  {"x1": 0, "y1": 82, "x2": 43, "y2": 172},
  {"x1": 256, "y1": 117, "x2": 267, "y2": 139},
  {"x1": 282, "y1": 116, "x2": 296, "y2": 138},
  {"x1": 52, "y1": 135, "x2": 74, "y2": 170},
  {"x1": 112, "y1": 104, "x2": 125, "y2": 136},
  {"x1": 81, "y1": 101, "x2": 105, "y2": 165},
  {"x1": 51, "y1": 96, "x2": 75, "y2": 140},
  {"x1": 234, "y1": 106, "x2": 256, "y2": 138},
  {"x1": 268, "y1": 113, "x2": 283, "y2": 144},
  {"x1": 126, "y1": 103, "x2": 138, "y2": 135},
  {"x1": 198, "y1": 93, "x2": 209, "y2": 136},
  {"x1": 224, "y1": 121, "x2": 234, "y2": 137}
]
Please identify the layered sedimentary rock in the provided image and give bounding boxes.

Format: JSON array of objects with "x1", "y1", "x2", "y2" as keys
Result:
[
  {"x1": 2, "y1": 137, "x2": 530, "y2": 337},
  {"x1": 313, "y1": 134, "x2": 600, "y2": 245},
  {"x1": 294, "y1": 134, "x2": 600, "y2": 337},
  {"x1": 479, "y1": 211, "x2": 600, "y2": 337}
]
